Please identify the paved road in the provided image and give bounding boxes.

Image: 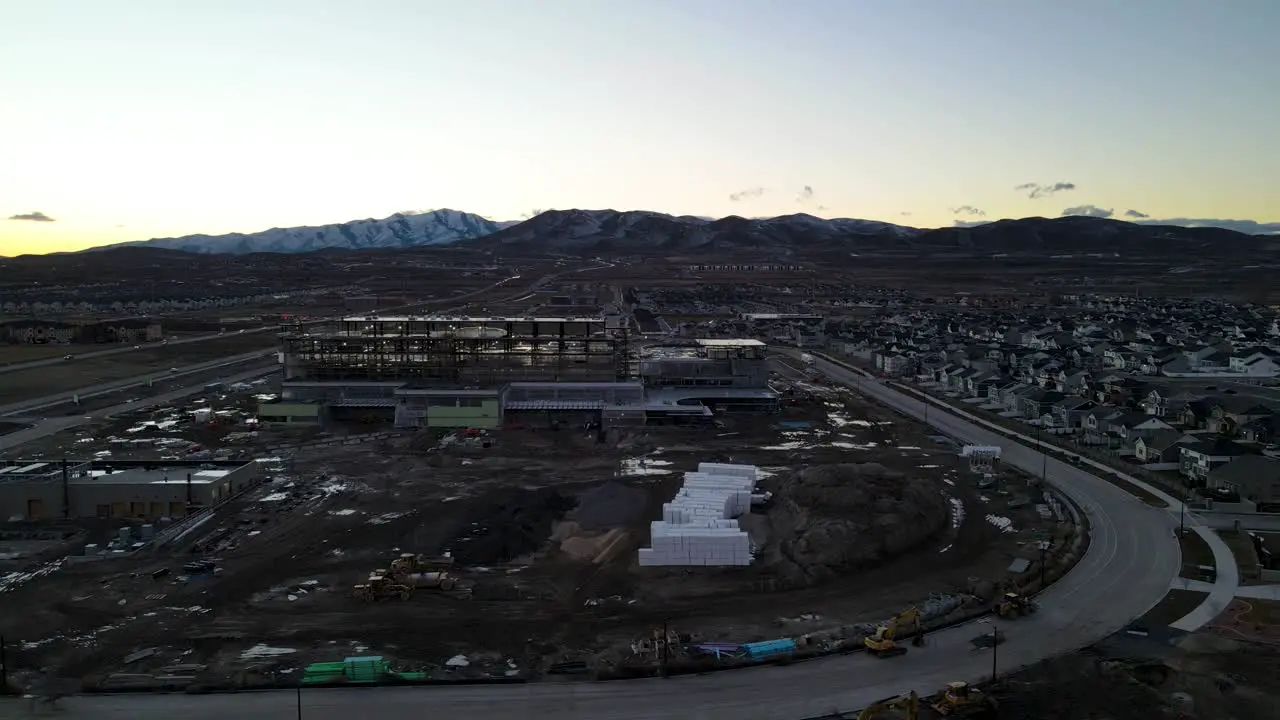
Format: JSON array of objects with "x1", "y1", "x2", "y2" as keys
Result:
[
  {"x1": 0, "y1": 365, "x2": 278, "y2": 453},
  {"x1": 1198, "y1": 511, "x2": 1280, "y2": 531},
  {"x1": 0, "y1": 350, "x2": 276, "y2": 417},
  {"x1": 8, "y1": 354, "x2": 1180, "y2": 719},
  {"x1": 0, "y1": 328, "x2": 277, "y2": 374}
]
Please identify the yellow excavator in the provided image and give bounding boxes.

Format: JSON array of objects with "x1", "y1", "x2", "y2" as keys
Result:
[
  {"x1": 857, "y1": 691, "x2": 918, "y2": 719},
  {"x1": 994, "y1": 591, "x2": 1037, "y2": 618},
  {"x1": 930, "y1": 681, "x2": 997, "y2": 717},
  {"x1": 864, "y1": 607, "x2": 924, "y2": 658}
]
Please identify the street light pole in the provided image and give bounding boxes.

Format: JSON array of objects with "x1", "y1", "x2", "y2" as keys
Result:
[{"x1": 297, "y1": 685, "x2": 302, "y2": 720}]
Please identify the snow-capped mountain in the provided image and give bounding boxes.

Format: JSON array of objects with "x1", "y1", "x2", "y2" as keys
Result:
[
  {"x1": 471, "y1": 209, "x2": 919, "y2": 255},
  {"x1": 98, "y1": 210, "x2": 516, "y2": 255}
]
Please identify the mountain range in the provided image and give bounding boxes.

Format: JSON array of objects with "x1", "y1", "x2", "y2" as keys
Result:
[
  {"x1": 89, "y1": 209, "x2": 1278, "y2": 259},
  {"x1": 97, "y1": 209, "x2": 516, "y2": 255}
]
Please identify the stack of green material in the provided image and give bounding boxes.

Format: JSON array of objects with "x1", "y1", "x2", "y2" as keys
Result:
[
  {"x1": 343, "y1": 656, "x2": 390, "y2": 684},
  {"x1": 301, "y1": 661, "x2": 346, "y2": 685}
]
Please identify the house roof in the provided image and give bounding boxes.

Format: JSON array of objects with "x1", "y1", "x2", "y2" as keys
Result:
[
  {"x1": 1182, "y1": 438, "x2": 1257, "y2": 457},
  {"x1": 1139, "y1": 429, "x2": 1191, "y2": 452},
  {"x1": 1208, "y1": 455, "x2": 1280, "y2": 500}
]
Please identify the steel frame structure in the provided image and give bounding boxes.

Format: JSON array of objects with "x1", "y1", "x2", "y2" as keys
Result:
[{"x1": 279, "y1": 316, "x2": 629, "y2": 388}]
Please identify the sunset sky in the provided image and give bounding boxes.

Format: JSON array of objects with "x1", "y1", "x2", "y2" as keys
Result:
[{"x1": 3, "y1": 0, "x2": 1278, "y2": 255}]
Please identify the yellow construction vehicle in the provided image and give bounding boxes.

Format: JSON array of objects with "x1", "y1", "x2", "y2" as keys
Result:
[
  {"x1": 863, "y1": 607, "x2": 924, "y2": 658},
  {"x1": 930, "y1": 681, "x2": 997, "y2": 717},
  {"x1": 389, "y1": 552, "x2": 455, "y2": 576},
  {"x1": 353, "y1": 573, "x2": 412, "y2": 601},
  {"x1": 994, "y1": 591, "x2": 1038, "y2": 618},
  {"x1": 857, "y1": 690, "x2": 918, "y2": 719}
]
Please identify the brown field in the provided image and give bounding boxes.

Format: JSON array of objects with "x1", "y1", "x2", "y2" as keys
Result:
[{"x1": 0, "y1": 333, "x2": 278, "y2": 406}]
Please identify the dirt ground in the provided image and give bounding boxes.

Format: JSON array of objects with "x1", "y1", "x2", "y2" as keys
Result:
[
  {"x1": 0, "y1": 333, "x2": 277, "y2": 405},
  {"x1": 981, "y1": 637, "x2": 1280, "y2": 720},
  {"x1": 0, "y1": 378, "x2": 1069, "y2": 690}
]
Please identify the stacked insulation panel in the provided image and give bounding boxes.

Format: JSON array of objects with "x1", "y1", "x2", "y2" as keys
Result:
[{"x1": 637, "y1": 462, "x2": 759, "y2": 567}]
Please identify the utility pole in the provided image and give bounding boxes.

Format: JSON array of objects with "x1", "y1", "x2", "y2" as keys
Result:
[
  {"x1": 1, "y1": 634, "x2": 7, "y2": 691},
  {"x1": 991, "y1": 626, "x2": 999, "y2": 682},
  {"x1": 661, "y1": 618, "x2": 670, "y2": 678},
  {"x1": 1038, "y1": 540, "x2": 1049, "y2": 588},
  {"x1": 1179, "y1": 488, "x2": 1187, "y2": 537},
  {"x1": 297, "y1": 684, "x2": 302, "y2": 719}
]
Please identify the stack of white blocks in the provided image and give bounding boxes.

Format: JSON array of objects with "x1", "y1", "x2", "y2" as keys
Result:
[{"x1": 638, "y1": 462, "x2": 759, "y2": 567}]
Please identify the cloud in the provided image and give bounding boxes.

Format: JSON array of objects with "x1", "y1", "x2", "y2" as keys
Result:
[
  {"x1": 7, "y1": 211, "x2": 55, "y2": 222},
  {"x1": 521, "y1": 208, "x2": 547, "y2": 219},
  {"x1": 1124, "y1": 209, "x2": 1149, "y2": 219},
  {"x1": 951, "y1": 205, "x2": 987, "y2": 217},
  {"x1": 899, "y1": 211, "x2": 913, "y2": 216},
  {"x1": 1015, "y1": 182, "x2": 1077, "y2": 199},
  {"x1": 1134, "y1": 217, "x2": 1280, "y2": 235},
  {"x1": 729, "y1": 187, "x2": 766, "y2": 202},
  {"x1": 796, "y1": 185, "x2": 815, "y2": 203},
  {"x1": 1061, "y1": 205, "x2": 1114, "y2": 219}
]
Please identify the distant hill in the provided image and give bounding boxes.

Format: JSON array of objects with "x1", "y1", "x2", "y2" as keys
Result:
[
  {"x1": 473, "y1": 210, "x2": 1275, "y2": 259},
  {"x1": 93, "y1": 209, "x2": 515, "y2": 255},
  {"x1": 67, "y1": 208, "x2": 1278, "y2": 260}
]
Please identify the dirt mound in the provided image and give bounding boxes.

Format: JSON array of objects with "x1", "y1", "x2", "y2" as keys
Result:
[
  {"x1": 447, "y1": 488, "x2": 577, "y2": 565},
  {"x1": 759, "y1": 463, "x2": 948, "y2": 585},
  {"x1": 570, "y1": 481, "x2": 648, "y2": 530}
]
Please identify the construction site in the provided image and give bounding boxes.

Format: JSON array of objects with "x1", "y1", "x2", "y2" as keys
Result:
[{"x1": 0, "y1": 367, "x2": 1081, "y2": 700}]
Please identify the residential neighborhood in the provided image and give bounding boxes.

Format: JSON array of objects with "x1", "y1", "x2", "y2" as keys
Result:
[{"x1": 828, "y1": 293, "x2": 1280, "y2": 512}]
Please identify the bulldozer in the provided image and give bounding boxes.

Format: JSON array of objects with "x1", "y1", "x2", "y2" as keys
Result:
[
  {"x1": 864, "y1": 607, "x2": 924, "y2": 658},
  {"x1": 930, "y1": 681, "x2": 997, "y2": 717},
  {"x1": 857, "y1": 690, "x2": 918, "y2": 719},
  {"x1": 994, "y1": 591, "x2": 1037, "y2": 618},
  {"x1": 353, "y1": 573, "x2": 412, "y2": 601}
]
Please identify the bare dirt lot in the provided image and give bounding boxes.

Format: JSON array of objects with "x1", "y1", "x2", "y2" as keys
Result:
[
  {"x1": 0, "y1": 377, "x2": 1076, "y2": 690},
  {"x1": 0, "y1": 333, "x2": 277, "y2": 405},
  {"x1": 985, "y1": 637, "x2": 1280, "y2": 720}
]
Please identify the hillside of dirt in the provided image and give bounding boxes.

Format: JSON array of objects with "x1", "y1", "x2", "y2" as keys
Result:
[{"x1": 757, "y1": 463, "x2": 949, "y2": 586}]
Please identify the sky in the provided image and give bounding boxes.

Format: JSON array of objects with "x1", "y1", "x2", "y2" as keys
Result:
[{"x1": 3, "y1": 0, "x2": 1279, "y2": 255}]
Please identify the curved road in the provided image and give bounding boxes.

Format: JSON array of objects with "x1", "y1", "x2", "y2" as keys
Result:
[{"x1": 15, "y1": 354, "x2": 1180, "y2": 718}]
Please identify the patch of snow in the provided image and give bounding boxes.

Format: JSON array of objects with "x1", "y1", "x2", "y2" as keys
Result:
[
  {"x1": 240, "y1": 644, "x2": 297, "y2": 660},
  {"x1": 761, "y1": 441, "x2": 814, "y2": 451},
  {"x1": 620, "y1": 457, "x2": 674, "y2": 476},
  {"x1": 947, "y1": 497, "x2": 966, "y2": 529},
  {"x1": 985, "y1": 515, "x2": 1015, "y2": 533}
]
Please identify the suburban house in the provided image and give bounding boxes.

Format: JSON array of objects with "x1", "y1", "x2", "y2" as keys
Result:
[
  {"x1": 1051, "y1": 396, "x2": 1096, "y2": 429},
  {"x1": 1105, "y1": 412, "x2": 1175, "y2": 445},
  {"x1": 1206, "y1": 400, "x2": 1277, "y2": 435},
  {"x1": 1239, "y1": 415, "x2": 1279, "y2": 444},
  {"x1": 1180, "y1": 438, "x2": 1258, "y2": 484},
  {"x1": 1134, "y1": 430, "x2": 1197, "y2": 466},
  {"x1": 1206, "y1": 455, "x2": 1280, "y2": 509}
]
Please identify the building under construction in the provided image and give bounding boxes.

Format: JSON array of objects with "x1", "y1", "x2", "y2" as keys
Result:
[
  {"x1": 281, "y1": 315, "x2": 629, "y2": 386},
  {"x1": 274, "y1": 315, "x2": 779, "y2": 429},
  {"x1": 277, "y1": 315, "x2": 634, "y2": 426}
]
